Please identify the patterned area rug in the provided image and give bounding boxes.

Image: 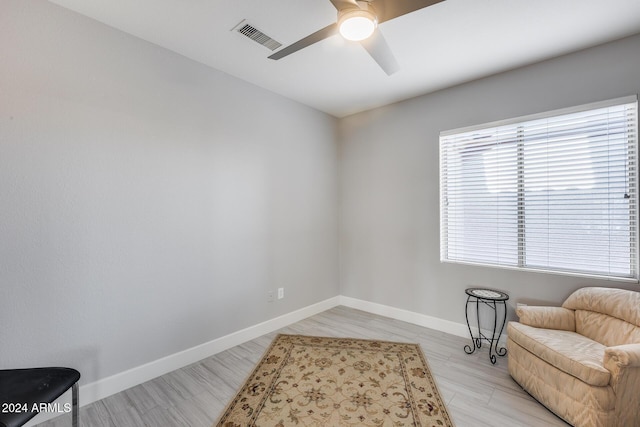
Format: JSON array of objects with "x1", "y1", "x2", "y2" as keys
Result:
[{"x1": 215, "y1": 334, "x2": 454, "y2": 427}]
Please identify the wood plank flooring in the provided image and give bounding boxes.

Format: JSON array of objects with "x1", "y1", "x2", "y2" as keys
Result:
[{"x1": 36, "y1": 306, "x2": 569, "y2": 426}]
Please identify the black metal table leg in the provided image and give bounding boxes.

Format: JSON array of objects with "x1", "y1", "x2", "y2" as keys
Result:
[{"x1": 463, "y1": 288, "x2": 509, "y2": 364}]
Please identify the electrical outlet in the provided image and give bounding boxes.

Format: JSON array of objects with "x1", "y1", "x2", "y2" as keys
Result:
[
  {"x1": 277, "y1": 288, "x2": 284, "y2": 299},
  {"x1": 267, "y1": 290, "x2": 274, "y2": 302}
]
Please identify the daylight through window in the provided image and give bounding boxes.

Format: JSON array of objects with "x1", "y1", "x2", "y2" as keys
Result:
[{"x1": 439, "y1": 96, "x2": 638, "y2": 280}]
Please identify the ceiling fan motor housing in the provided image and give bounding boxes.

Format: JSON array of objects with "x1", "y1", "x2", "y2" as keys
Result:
[{"x1": 338, "y1": 3, "x2": 378, "y2": 41}]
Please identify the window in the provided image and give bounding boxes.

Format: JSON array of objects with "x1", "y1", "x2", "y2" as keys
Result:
[{"x1": 440, "y1": 96, "x2": 638, "y2": 280}]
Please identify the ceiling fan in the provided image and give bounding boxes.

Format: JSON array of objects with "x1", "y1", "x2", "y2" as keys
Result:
[{"x1": 268, "y1": 0, "x2": 445, "y2": 75}]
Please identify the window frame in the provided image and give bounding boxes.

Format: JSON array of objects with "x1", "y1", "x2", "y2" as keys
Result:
[{"x1": 439, "y1": 96, "x2": 639, "y2": 282}]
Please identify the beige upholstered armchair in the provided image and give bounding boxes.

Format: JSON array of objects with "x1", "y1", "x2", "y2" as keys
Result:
[{"x1": 507, "y1": 287, "x2": 640, "y2": 427}]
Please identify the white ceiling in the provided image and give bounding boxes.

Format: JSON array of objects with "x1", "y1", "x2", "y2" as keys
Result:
[{"x1": 48, "y1": 0, "x2": 640, "y2": 118}]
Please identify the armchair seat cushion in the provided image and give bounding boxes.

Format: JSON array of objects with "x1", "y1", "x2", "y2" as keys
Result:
[{"x1": 508, "y1": 322, "x2": 610, "y2": 386}]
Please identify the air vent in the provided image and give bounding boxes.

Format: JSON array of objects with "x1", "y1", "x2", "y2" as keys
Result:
[{"x1": 232, "y1": 20, "x2": 282, "y2": 51}]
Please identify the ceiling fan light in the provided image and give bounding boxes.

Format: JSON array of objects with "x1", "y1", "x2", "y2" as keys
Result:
[{"x1": 338, "y1": 9, "x2": 377, "y2": 41}]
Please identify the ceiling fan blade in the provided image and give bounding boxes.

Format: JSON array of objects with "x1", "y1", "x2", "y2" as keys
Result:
[
  {"x1": 268, "y1": 23, "x2": 338, "y2": 60},
  {"x1": 360, "y1": 30, "x2": 399, "y2": 75},
  {"x1": 375, "y1": 0, "x2": 445, "y2": 24}
]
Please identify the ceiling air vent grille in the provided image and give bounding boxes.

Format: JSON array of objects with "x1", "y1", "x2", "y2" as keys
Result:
[{"x1": 233, "y1": 21, "x2": 282, "y2": 51}]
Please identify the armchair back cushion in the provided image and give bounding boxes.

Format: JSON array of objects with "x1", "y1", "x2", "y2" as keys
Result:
[{"x1": 562, "y1": 287, "x2": 640, "y2": 346}]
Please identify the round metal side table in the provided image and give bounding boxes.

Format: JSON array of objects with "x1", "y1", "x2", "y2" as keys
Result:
[{"x1": 464, "y1": 287, "x2": 509, "y2": 364}]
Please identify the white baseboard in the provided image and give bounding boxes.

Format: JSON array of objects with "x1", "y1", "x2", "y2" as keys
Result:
[
  {"x1": 338, "y1": 295, "x2": 507, "y2": 347},
  {"x1": 26, "y1": 294, "x2": 504, "y2": 426},
  {"x1": 24, "y1": 296, "x2": 340, "y2": 426},
  {"x1": 81, "y1": 296, "x2": 341, "y2": 405},
  {"x1": 338, "y1": 295, "x2": 472, "y2": 338}
]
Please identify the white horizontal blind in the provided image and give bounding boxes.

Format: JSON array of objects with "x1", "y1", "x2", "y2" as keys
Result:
[{"x1": 440, "y1": 97, "x2": 638, "y2": 280}]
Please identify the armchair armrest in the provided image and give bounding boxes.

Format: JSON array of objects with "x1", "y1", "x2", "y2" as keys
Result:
[
  {"x1": 603, "y1": 343, "x2": 640, "y2": 397},
  {"x1": 604, "y1": 343, "x2": 640, "y2": 368},
  {"x1": 515, "y1": 306, "x2": 576, "y2": 331}
]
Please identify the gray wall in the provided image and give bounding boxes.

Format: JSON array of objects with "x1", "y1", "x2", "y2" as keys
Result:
[
  {"x1": 0, "y1": 0, "x2": 338, "y2": 384},
  {"x1": 338, "y1": 34, "x2": 640, "y2": 324},
  {"x1": 2, "y1": 0, "x2": 640, "y2": 394}
]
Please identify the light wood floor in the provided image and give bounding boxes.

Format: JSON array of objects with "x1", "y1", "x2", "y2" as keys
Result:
[{"x1": 37, "y1": 306, "x2": 569, "y2": 427}]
